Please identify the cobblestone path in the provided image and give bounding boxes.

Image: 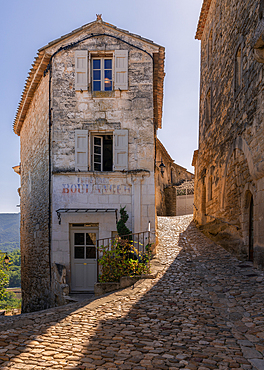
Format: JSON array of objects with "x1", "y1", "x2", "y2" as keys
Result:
[{"x1": 1, "y1": 215, "x2": 264, "y2": 369}]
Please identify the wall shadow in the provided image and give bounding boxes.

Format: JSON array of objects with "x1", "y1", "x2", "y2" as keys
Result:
[{"x1": 1, "y1": 217, "x2": 264, "y2": 369}]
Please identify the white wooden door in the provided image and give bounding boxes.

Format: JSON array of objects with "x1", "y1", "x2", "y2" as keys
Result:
[{"x1": 71, "y1": 227, "x2": 98, "y2": 291}]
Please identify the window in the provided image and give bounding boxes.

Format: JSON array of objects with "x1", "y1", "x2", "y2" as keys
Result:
[
  {"x1": 75, "y1": 50, "x2": 128, "y2": 91},
  {"x1": 93, "y1": 134, "x2": 113, "y2": 171},
  {"x1": 75, "y1": 129, "x2": 128, "y2": 172},
  {"x1": 92, "y1": 58, "x2": 113, "y2": 92}
]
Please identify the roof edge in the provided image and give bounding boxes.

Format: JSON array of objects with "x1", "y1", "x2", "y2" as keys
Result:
[
  {"x1": 156, "y1": 138, "x2": 175, "y2": 164},
  {"x1": 39, "y1": 19, "x2": 165, "y2": 53},
  {"x1": 13, "y1": 52, "x2": 51, "y2": 135},
  {"x1": 195, "y1": 0, "x2": 212, "y2": 40}
]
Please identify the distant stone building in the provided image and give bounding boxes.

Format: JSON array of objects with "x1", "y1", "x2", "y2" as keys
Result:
[
  {"x1": 193, "y1": 0, "x2": 264, "y2": 268},
  {"x1": 155, "y1": 138, "x2": 194, "y2": 216},
  {"x1": 13, "y1": 16, "x2": 165, "y2": 312}
]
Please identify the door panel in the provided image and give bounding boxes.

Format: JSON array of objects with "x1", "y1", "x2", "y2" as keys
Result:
[
  {"x1": 71, "y1": 228, "x2": 98, "y2": 292},
  {"x1": 73, "y1": 263, "x2": 86, "y2": 289}
]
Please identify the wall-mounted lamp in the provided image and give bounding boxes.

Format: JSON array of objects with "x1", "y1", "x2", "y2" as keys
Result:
[{"x1": 156, "y1": 157, "x2": 166, "y2": 176}]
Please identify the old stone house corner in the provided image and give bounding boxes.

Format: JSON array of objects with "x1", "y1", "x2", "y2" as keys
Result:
[{"x1": 13, "y1": 16, "x2": 165, "y2": 313}]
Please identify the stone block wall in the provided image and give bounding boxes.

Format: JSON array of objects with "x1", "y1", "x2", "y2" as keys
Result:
[
  {"x1": 164, "y1": 187, "x2": 176, "y2": 216},
  {"x1": 194, "y1": 0, "x2": 264, "y2": 266},
  {"x1": 19, "y1": 76, "x2": 54, "y2": 312},
  {"x1": 16, "y1": 19, "x2": 165, "y2": 311},
  {"x1": 49, "y1": 32, "x2": 159, "y2": 174}
]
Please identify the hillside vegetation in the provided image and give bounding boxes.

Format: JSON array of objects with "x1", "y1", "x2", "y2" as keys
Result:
[{"x1": 0, "y1": 213, "x2": 20, "y2": 252}]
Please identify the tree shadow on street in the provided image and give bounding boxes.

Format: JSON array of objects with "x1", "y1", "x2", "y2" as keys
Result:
[{"x1": 1, "y1": 217, "x2": 263, "y2": 369}]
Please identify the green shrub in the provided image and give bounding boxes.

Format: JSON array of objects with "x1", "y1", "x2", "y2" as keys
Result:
[
  {"x1": 98, "y1": 239, "x2": 151, "y2": 282},
  {"x1": 7, "y1": 249, "x2": 21, "y2": 288},
  {"x1": 0, "y1": 291, "x2": 21, "y2": 311},
  {"x1": 0, "y1": 252, "x2": 9, "y2": 300},
  {"x1": 116, "y1": 206, "x2": 131, "y2": 238}
]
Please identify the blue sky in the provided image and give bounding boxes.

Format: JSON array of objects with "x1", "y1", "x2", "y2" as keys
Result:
[{"x1": 0, "y1": 0, "x2": 202, "y2": 213}]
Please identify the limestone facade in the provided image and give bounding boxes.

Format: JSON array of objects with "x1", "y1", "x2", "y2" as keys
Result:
[
  {"x1": 193, "y1": 0, "x2": 264, "y2": 268},
  {"x1": 155, "y1": 138, "x2": 194, "y2": 216},
  {"x1": 13, "y1": 17, "x2": 165, "y2": 312}
]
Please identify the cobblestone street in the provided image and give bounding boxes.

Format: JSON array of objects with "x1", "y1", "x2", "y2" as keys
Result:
[{"x1": 1, "y1": 215, "x2": 264, "y2": 369}]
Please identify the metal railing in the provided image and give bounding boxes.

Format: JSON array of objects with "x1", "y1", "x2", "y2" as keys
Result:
[{"x1": 96, "y1": 231, "x2": 152, "y2": 282}]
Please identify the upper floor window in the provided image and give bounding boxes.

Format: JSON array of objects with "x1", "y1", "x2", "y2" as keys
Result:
[
  {"x1": 92, "y1": 58, "x2": 113, "y2": 92},
  {"x1": 75, "y1": 50, "x2": 128, "y2": 92},
  {"x1": 93, "y1": 134, "x2": 113, "y2": 171},
  {"x1": 75, "y1": 129, "x2": 128, "y2": 172}
]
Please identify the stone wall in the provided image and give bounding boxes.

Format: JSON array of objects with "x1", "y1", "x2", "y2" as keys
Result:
[
  {"x1": 164, "y1": 187, "x2": 176, "y2": 216},
  {"x1": 49, "y1": 28, "x2": 159, "y2": 174},
  {"x1": 155, "y1": 139, "x2": 194, "y2": 216},
  {"x1": 19, "y1": 75, "x2": 54, "y2": 312},
  {"x1": 48, "y1": 27, "x2": 159, "y2": 278},
  {"x1": 16, "y1": 19, "x2": 165, "y2": 311},
  {"x1": 194, "y1": 0, "x2": 264, "y2": 267}
]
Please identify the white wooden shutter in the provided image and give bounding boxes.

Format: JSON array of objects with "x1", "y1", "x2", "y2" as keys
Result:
[
  {"x1": 114, "y1": 130, "x2": 128, "y2": 171},
  {"x1": 75, "y1": 130, "x2": 88, "y2": 171},
  {"x1": 114, "y1": 50, "x2": 128, "y2": 90},
  {"x1": 75, "y1": 50, "x2": 88, "y2": 91}
]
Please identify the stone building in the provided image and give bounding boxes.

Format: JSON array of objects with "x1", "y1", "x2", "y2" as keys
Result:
[
  {"x1": 13, "y1": 16, "x2": 165, "y2": 312},
  {"x1": 193, "y1": 0, "x2": 264, "y2": 268},
  {"x1": 155, "y1": 138, "x2": 194, "y2": 216}
]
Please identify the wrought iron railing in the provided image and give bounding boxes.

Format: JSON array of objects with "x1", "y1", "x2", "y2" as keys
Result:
[{"x1": 96, "y1": 231, "x2": 153, "y2": 282}]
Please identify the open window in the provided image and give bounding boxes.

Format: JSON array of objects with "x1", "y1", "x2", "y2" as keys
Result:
[
  {"x1": 75, "y1": 129, "x2": 128, "y2": 172},
  {"x1": 92, "y1": 134, "x2": 113, "y2": 171}
]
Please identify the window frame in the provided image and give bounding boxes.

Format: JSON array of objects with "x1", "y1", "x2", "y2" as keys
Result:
[
  {"x1": 91, "y1": 57, "x2": 113, "y2": 92},
  {"x1": 90, "y1": 131, "x2": 114, "y2": 172},
  {"x1": 75, "y1": 129, "x2": 128, "y2": 172}
]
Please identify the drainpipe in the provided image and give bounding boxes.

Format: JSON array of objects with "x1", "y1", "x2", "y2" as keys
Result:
[{"x1": 48, "y1": 63, "x2": 52, "y2": 288}]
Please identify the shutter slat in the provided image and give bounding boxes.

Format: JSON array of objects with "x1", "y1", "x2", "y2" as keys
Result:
[
  {"x1": 114, "y1": 129, "x2": 128, "y2": 170},
  {"x1": 75, "y1": 50, "x2": 88, "y2": 91},
  {"x1": 75, "y1": 130, "x2": 88, "y2": 171},
  {"x1": 114, "y1": 50, "x2": 128, "y2": 90}
]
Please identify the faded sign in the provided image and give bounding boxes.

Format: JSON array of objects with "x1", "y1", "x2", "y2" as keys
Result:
[{"x1": 62, "y1": 181, "x2": 131, "y2": 195}]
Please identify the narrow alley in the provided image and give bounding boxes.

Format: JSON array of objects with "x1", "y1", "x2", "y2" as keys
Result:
[{"x1": 1, "y1": 215, "x2": 264, "y2": 370}]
